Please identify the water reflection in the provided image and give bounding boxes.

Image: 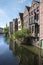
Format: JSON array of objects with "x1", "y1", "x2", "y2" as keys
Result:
[
  {"x1": 4, "y1": 35, "x2": 9, "y2": 45},
  {"x1": 3, "y1": 35, "x2": 43, "y2": 65},
  {"x1": 9, "y1": 39, "x2": 40, "y2": 65},
  {"x1": 0, "y1": 35, "x2": 18, "y2": 65}
]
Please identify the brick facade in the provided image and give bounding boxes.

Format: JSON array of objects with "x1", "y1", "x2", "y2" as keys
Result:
[
  {"x1": 13, "y1": 18, "x2": 18, "y2": 32},
  {"x1": 23, "y1": 0, "x2": 40, "y2": 42},
  {"x1": 29, "y1": 0, "x2": 40, "y2": 41},
  {"x1": 9, "y1": 22, "x2": 13, "y2": 34},
  {"x1": 23, "y1": 6, "x2": 30, "y2": 29},
  {"x1": 40, "y1": 0, "x2": 43, "y2": 40}
]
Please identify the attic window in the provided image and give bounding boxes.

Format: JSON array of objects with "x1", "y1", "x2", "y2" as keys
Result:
[
  {"x1": 31, "y1": 11, "x2": 33, "y2": 15},
  {"x1": 37, "y1": 6, "x2": 39, "y2": 12}
]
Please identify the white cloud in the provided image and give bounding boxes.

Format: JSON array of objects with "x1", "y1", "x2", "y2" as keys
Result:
[
  {"x1": 0, "y1": 9, "x2": 5, "y2": 15},
  {"x1": 0, "y1": 8, "x2": 10, "y2": 27},
  {"x1": 18, "y1": 0, "x2": 26, "y2": 3},
  {"x1": 0, "y1": 9, "x2": 9, "y2": 18},
  {"x1": 17, "y1": 8, "x2": 21, "y2": 12}
]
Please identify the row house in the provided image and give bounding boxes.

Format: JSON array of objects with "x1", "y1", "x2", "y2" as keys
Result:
[
  {"x1": 9, "y1": 13, "x2": 23, "y2": 34},
  {"x1": 9, "y1": 18, "x2": 18, "y2": 34},
  {"x1": 18, "y1": 13, "x2": 23, "y2": 30},
  {"x1": 13, "y1": 18, "x2": 18, "y2": 33},
  {"x1": 40, "y1": 0, "x2": 43, "y2": 48},
  {"x1": 29, "y1": 0, "x2": 40, "y2": 42},
  {"x1": 9, "y1": 0, "x2": 40, "y2": 44},
  {"x1": 9, "y1": 0, "x2": 43, "y2": 48},
  {"x1": 23, "y1": 0, "x2": 40, "y2": 42},
  {"x1": 9, "y1": 21, "x2": 13, "y2": 34},
  {"x1": 23, "y1": 6, "x2": 30, "y2": 30}
]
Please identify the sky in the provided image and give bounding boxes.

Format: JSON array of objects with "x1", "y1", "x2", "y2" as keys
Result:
[{"x1": 0, "y1": 0, "x2": 40, "y2": 28}]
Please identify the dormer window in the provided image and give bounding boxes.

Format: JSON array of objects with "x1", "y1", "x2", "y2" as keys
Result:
[
  {"x1": 37, "y1": 6, "x2": 39, "y2": 12},
  {"x1": 31, "y1": 11, "x2": 33, "y2": 15}
]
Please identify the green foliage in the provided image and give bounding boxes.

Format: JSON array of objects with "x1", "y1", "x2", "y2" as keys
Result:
[
  {"x1": 13, "y1": 29, "x2": 30, "y2": 40},
  {"x1": 4, "y1": 26, "x2": 9, "y2": 37},
  {"x1": 4, "y1": 27, "x2": 9, "y2": 34},
  {"x1": 22, "y1": 29, "x2": 30, "y2": 37},
  {"x1": 13, "y1": 31, "x2": 22, "y2": 40},
  {"x1": 9, "y1": 33, "x2": 14, "y2": 40}
]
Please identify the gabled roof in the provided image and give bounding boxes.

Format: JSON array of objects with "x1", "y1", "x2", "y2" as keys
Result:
[
  {"x1": 35, "y1": 1, "x2": 40, "y2": 3},
  {"x1": 25, "y1": 6, "x2": 30, "y2": 11},
  {"x1": 19, "y1": 13, "x2": 23, "y2": 20},
  {"x1": 13, "y1": 18, "x2": 18, "y2": 22},
  {"x1": 32, "y1": 0, "x2": 40, "y2": 6}
]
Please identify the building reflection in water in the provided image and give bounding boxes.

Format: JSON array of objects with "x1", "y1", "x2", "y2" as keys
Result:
[{"x1": 9, "y1": 39, "x2": 43, "y2": 65}]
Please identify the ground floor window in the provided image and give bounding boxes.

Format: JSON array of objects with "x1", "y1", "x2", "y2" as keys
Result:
[{"x1": 32, "y1": 26, "x2": 34, "y2": 33}]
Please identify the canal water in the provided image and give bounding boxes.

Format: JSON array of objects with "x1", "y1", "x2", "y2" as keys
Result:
[
  {"x1": 0, "y1": 35, "x2": 43, "y2": 65},
  {"x1": 0, "y1": 35, "x2": 18, "y2": 65}
]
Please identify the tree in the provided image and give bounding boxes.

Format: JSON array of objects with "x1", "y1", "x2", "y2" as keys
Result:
[
  {"x1": 4, "y1": 24, "x2": 9, "y2": 37},
  {"x1": 13, "y1": 29, "x2": 31, "y2": 40}
]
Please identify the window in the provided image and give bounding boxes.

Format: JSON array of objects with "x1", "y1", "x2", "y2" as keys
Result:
[
  {"x1": 37, "y1": 25, "x2": 40, "y2": 33},
  {"x1": 31, "y1": 17, "x2": 34, "y2": 24},
  {"x1": 37, "y1": 6, "x2": 39, "y2": 12},
  {"x1": 37, "y1": 14, "x2": 39, "y2": 21},
  {"x1": 29, "y1": 18, "x2": 30, "y2": 24},
  {"x1": 32, "y1": 26, "x2": 34, "y2": 33},
  {"x1": 31, "y1": 11, "x2": 33, "y2": 15},
  {"x1": 29, "y1": 17, "x2": 34, "y2": 24},
  {"x1": 29, "y1": 18, "x2": 32, "y2": 24}
]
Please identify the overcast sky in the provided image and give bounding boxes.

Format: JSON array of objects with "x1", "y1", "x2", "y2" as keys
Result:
[{"x1": 0, "y1": 0, "x2": 40, "y2": 28}]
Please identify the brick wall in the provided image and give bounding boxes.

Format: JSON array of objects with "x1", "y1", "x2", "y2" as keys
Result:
[{"x1": 40, "y1": 0, "x2": 43, "y2": 40}]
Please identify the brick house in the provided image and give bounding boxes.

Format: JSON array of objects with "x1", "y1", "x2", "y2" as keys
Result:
[
  {"x1": 9, "y1": 21, "x2": 13, "y2": 34},
  {"x1": 40, "y1": 0, "x2": 43, "y2": 48},
  {"x1": 29, "y1": 0, "x2": 40, "y2": 42},
  {"x1": 23, "y1": 0, "x2": 40, "y2": 43},
  {"x1": 23, "y1": 6, "x2": 30, "y2": 29},
  {"x1": 9, "y1": 18, "x2": 18, "y2": 34},
  {"x1": 13, "y1": 18, "x2": 18, "y2": 33}
]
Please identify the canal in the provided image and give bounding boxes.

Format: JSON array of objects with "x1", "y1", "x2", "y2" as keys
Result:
[
  {"x1": 0, "y1": 35, "x2": 18, "y2": 65},
  {"x1": 0, "y1": 35, "x2": 43, "y2": 65}
]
